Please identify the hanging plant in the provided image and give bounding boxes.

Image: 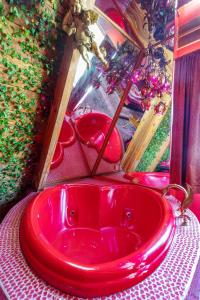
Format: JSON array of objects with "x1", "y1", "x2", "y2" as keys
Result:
[
  {"x1": 92, "y1": 40, "x2": 140, "y2": 94},
  {"x1": 136, "y1": 106, "x2": 171, "y2": 171},
  {"x1": 131, "y1": 44, "x2": 171, "y2": 112},
  {"x1": 136, "y1": 0, "x2": 175, "y2": 43}
]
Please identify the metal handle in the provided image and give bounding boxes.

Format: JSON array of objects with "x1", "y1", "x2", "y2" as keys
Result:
[
  {"x1": 162, "y1": 183, "x2": 192, "y2": 226},
  {"x1": 162, "y1": 183, "x2": 189, "y2": 201}
]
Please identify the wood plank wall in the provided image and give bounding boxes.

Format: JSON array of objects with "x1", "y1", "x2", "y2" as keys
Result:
[{"x1": 0, "y1": 0, "x2": 65, "y2": 209}]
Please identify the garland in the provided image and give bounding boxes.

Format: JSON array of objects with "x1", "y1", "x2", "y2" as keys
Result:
[
  {"x1": 136, "y1": 0, "x2": 174, "y2": 43},
  {"x1": 136, "y1": 106, "x2": 171, "y2": 171},
  {"x1": 0, "y1": 0, "x2": 62, "y2": 202}
]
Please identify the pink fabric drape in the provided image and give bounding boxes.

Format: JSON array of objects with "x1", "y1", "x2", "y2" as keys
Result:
[
  {"x1": 177, "y1": 0, "x2": 191, "y2": 8},
  {"x1": 170, "y1": 50, "x2": 200, "y2": 193}
]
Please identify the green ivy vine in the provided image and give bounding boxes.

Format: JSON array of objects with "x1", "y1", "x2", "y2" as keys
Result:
[
  {"x1": 160, "y1": 146, "x2": 170, "y2": 163},
  {"x1": 136, "y1": 106, "x2": 171, "y2": 171},
  {"x1": 0, "y1": 0, "x2": 62, "y2": 203}
]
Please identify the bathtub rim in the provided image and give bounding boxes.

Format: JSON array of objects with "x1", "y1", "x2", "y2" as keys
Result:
[{"x1": 20, "y1": 183, "x2": 175, "y2": 271}]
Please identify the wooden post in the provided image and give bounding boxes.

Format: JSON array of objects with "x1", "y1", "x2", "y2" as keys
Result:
[
  {"x1": 121, "y1": 95, "x2": 171, "y2": 172},
  {"x1": 147, "y1": 135, "x2": 170, "y2": 172},
  {"x1": 35, "y1": 39, "x2": 80, "y2": 190},
  {"x1": 129, "y1": 115, "x2": 140, "y2": 128}
]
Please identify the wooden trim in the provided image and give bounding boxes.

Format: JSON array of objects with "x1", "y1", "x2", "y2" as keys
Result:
[
  {"x1": 121, "y1": 95, "x2": 171, "y2": 172},
  {"x1": 129, "y1": 115, "x2": 140, "y2": 128},
  {"x1": 177, "y1": 0, "x2": 200, "y2": 27},
  {"x1": 147, "y1": 135, "x2": 170, "y2": 172},
  {"x1": 174, "y1": 0, "x2": 200, "y2": 58},
  {"x1": 175, "y1": 40, "x2": 200, "y2": 58},
  {"x1": 94, "y1": 6, "x2": 141, "y2": 49},
  {"x1": 35, "y1": 39, "x2": 80, "y2": 190},
  {"x1": 111, "y1": 0, "x2": 145, "y2": 49}
]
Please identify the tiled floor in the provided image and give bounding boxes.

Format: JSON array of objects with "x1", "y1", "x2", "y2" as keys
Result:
[{"x1": 1, "y1": 264, "x2": 200, "y2": 300}]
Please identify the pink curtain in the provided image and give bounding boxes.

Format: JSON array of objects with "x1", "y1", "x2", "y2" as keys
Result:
[
  {"x1": 177, "y1": 0, "x2": 191, "y2": 8},
  {"x1": 170, "y1": 50, "x2": 200, "y2": 193}
]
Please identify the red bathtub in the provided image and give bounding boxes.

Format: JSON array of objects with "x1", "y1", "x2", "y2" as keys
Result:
[
  {"x1": 50, "y1": 143, "x2": 64, "y2": 169},
  {"x1": 51, "y1": 117, "x2": 75, "y2": 169},
  {"x1": 59, "y1": 116, "x2": 76, "y2": 148},
  {"x1": 74, "y1": 112, "x2": 123, "y2": 163},
  {"x1": 20, "y1": 183, "x2": 175, "y2": 298}
]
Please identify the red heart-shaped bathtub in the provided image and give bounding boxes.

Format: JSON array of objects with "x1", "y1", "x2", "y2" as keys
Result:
[
  {"x1": 74, "y1": 112, "x2": 123, "y2": 163},
  {"x1": 20, "y1": 183, "x2": 175, "y2": 298}
]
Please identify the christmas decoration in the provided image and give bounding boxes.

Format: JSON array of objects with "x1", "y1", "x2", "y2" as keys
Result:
[
  {"x1": 92, "y1": 40, "x2": 139, "y2": 95},
  {"x1": 131, "y1": 43, "x2": 171, "y2": 111},
  {"x1": 136, "y1": 0, "x2": 175, "y2": 43},
  {"x1": 91, "y1": 1, "x2": 173, "y2": 112},
  {"x1": 154, "y1": 101, "x2": 167, "y2": 115},
  {"x1": 141, "y1": 98, "x2": 151, "y2": 111}
]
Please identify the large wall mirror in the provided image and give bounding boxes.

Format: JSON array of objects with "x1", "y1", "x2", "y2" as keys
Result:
[
  {"x1": 93, "y1": 0, "x2": 174, "y2": 178},
  {"x1": 46, "y1": 12, "x2": 141, "y2": 186},
  {"x1": 41, "y1": 0, "x2": 173, "y2": 188}
]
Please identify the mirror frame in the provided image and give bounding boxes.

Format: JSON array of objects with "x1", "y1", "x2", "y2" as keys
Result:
[{"x1": 35, "y1": 1, "x2": 145, "y2": 190}]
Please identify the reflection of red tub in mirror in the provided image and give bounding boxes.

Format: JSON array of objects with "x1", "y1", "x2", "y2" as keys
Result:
[
  {"x1": 51, "y1": 117, "x2": 76, "y2": 169},
  {"x1": 124, "y1": 172, "x2": 170, "y2": 190},
  {"x1": 50, "y1": 143, "x2": 64, "y2": 169},
  {"x1": 75, "y1": 112, "x2": 123, "y2": 163},
  {"x1": 59, "y1": 116, "x2": 76, "y2": 148},
  {"x1": 105, "y1": 8, "x2": 126, "y2": 31},
  {"x1": 20, "y1": 183, "x2": 175, "y2": 298}
]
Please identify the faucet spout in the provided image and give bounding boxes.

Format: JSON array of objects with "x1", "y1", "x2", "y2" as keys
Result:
[
  {"x1": 162, "y1": 183, "x2": 193, "y2": 226},
  {"x1": 162, "y1": 183, "x2": 188, "y2": 199}
]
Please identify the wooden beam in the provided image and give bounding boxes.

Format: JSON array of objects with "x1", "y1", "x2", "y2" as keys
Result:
[
  {"x1": 147, "y1": 135, "x2": 170, "y2": 172},
  {"x1": 91, "y1": 80, "x2": 133, "y2": 176},
  {"x1": 129, "y1": 115, "x2": 140, "y2": 128},
  {"x1": 111, "y1": 0, "x2": 145, "y2": 49},
  {"x1": 35, "y1": 39, "x2": 80, "y2": 190},
  {"x1": 121, "y1": 95, "x2": 171, "y2": 172}
]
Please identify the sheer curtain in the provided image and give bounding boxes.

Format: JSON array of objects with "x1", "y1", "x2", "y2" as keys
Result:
[
  {"x1": 170, "y1": 50, "x2": 200, "y2": 193},
  {"x1": 177, "y1": 0, "x2": 191, "y2": 8}
]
